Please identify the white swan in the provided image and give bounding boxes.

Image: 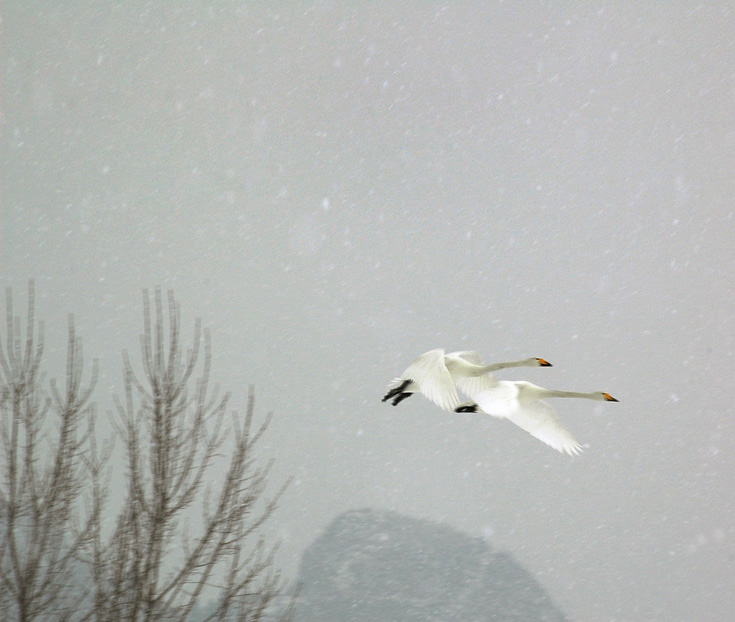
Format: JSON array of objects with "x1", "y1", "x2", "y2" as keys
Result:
[
  {"x1": 456, "y1": 379, "x2": 618, "y2": 456},
  {"x1": 382, "y1": 348, "x2": 552, "y2": 412}
]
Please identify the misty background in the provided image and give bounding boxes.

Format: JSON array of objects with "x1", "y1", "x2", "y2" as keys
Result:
[{"x1": 2, "y1": 3, "x2": 734, "y2": 620}]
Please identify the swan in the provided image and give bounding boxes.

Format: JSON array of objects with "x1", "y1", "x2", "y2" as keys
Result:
[
  {"x1": 382, "y1": 348, "x2": 552, "y2": 412},
  {"x1": 455, "y1": 380, "x2": 618, "y2": 456}
]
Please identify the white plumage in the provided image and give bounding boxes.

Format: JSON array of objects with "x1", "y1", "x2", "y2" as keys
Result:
[
  {"x1": 382, "y1": 348, "x2": 551, "y2": 412},
  {"x1": 383, "y1": 348, "x2": 618, "y2": 456},
  {"x1": 459, "y1": 377, "x2": 618, "y2": 456}
]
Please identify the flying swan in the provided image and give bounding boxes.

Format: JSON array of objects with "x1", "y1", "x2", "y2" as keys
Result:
[
  {"x1": 455, "y1": 370, "x2": 618, "y2": 456},
  {"x1": 382, "y1": 348, "x2": 552, "y2": 412}
]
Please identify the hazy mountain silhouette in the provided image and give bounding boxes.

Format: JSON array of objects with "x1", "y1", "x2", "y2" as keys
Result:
[{"x1": 289, "y1": 508, "x2": 568, "y2": 621}]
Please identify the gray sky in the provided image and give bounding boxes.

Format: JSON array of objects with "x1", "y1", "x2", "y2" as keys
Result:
[{"x1": 2, "y1": 3, "x2": 734, "y2": 620}]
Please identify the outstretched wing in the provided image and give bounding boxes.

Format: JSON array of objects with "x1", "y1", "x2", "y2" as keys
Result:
[
  {"x1": 402, "y1": 349, "x2": 460, "y2": 412},
  {"x1": 504, "y1": 399, "x2": 582, "y2": 456},
  {"x1": 450, "y1": 351, "x2": 499, "y2": 399},
  {"x1": 474, "y1": 384, "x2": 582, "y2": 456},
  {"x1": 450, "y1": 350, "x2": 483, "y2": 365}
]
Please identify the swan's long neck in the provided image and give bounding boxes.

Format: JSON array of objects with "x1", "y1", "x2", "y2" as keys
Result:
[
  {"x1": 541, "y1": 390, "x2": 600, "y2": 400},
  {"x1": 481, "y1": 358, "x2": 536, "y2": 373},
  {"x1": 447, "y1": 357, "x2": 540, "y2": 377}
]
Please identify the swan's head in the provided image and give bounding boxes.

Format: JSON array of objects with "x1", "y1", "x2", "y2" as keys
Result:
[{"x1": 600, "y1": 392, "x2": 618, "y2": 402}]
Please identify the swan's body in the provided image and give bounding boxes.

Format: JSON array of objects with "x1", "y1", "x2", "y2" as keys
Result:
[
  {"x1": 457, "y1": 380, "x2": 618, "y2": 456},
  {"x1": 382, "y1": 349, "x2": 551, "y2": 412}
]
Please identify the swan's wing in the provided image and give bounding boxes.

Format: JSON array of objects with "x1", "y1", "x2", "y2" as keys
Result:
[
  {"x1": 474, "y1": 385, "x2": 582, "y2": 456},
  {"x1": 449, "y1": 351, "x2": 499, "y2": 398},
  {"x1": 473, "y1": 383, "x2": 519, "y2": 418},
  {"x1": 504, "y1": 400, "x2": 582, "y2": 456},
  {"x1": 455, "y1": 373, "x2": 499, "y2": 399},
  {"x1": 450, "y1": 350, "x2": 483, "y2": 365},
  {"x1": 402, "y1": 349, "x2": 460, "y2": 411}
]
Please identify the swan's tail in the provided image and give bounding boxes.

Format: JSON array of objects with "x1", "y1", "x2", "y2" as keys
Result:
[
  {"x1": 382, "y1": 378, "x2": 412, "y2": 403},
  {"x1": 385, "y1": 377, "x2": 406, "y2": 391}
]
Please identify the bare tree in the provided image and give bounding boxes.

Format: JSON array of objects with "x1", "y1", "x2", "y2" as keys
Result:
[
  {"x1": 0, "y1": 281, "x2": 99, "y2": 622},
  {"x1": 90, "y1": 288, "x2": 291, "y2": 622},
  {"x1": 0, "y1": 284, "x2": 291, "y2": 621}
]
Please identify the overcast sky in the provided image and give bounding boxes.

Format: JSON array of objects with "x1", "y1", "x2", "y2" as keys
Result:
[{"x1": 2, "y1": 3, "x2": 734, "y2": 620}]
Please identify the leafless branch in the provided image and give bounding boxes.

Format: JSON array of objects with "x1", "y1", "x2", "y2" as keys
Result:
[
  {"x1": 0, "y1": 281, "x2": 98, "y2": 622},
  {"x1": 91, "y1": 288, "x2": 290, "y2": 622}
]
